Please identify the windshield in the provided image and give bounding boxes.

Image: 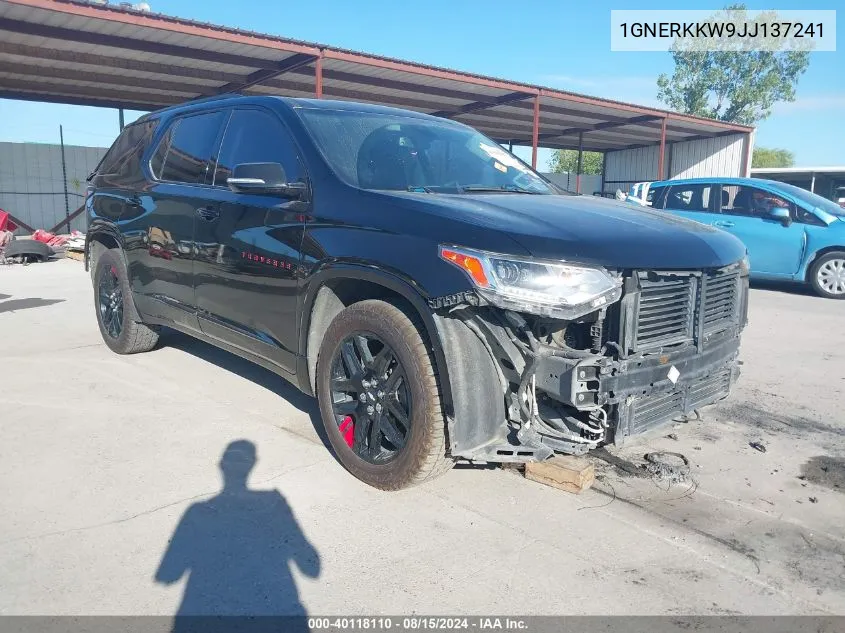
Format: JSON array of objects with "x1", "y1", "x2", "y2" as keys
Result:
[
  {"x1": 775, "y1": 182, "x2": 845, "y2": 217},
  {"x1": 297, "y1": 108, "x2": 558, "y2": 195}
]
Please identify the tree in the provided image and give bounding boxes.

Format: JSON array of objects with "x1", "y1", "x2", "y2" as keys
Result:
[
  {"x1": 548, "y1": 149, "x2": 603, "y2": 175},
  {"x1": 656, "y1": 5, "x2": 810, "y2": 125},
  {"x1": 752, "y1": 147, "x2": 794, "y2": 168}
]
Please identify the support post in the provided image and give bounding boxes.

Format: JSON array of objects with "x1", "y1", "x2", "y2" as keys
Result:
[
  {"x1": 508, "y1": 140, "x2": 513, "y2": 153},
  {"x1": 599, "y1": 152, "x2": 606, "y2": 196},
  {"x1": 59, "y1": 125, "x2": 70, "y2": 234},
  {"x1": 810, "y1": 172, "x2": 816, "y2": 193},
  {"x1": 118, "y1": 108, "x2": 125, "y2": 131},
  {"x1": 576, "y1": 132, "x2": 583, "y2": 194},
  {"x1": 657, "y1": 117, "x2": 667, "y2": 180},
  {"x1": 742, "y1": 131, "x2": 753, "y2": 177},
  {"x1": 531, "y1": 94, "x2": 540, "y2": 169},
  {"x1": 314, "y1": 55, "x2": 323, "y2": 98}
]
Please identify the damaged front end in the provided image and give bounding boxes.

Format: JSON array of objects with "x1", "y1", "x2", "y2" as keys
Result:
[{"x1": 434, "y1": 248, "x2": 749, "y2": 462}]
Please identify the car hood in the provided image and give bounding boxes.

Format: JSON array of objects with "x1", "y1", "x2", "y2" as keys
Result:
[{"x1": 388, "y1": 192, "x2": 746, "y2": 270}]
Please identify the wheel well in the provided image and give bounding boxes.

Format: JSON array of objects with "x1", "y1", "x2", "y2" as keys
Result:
[
  {"x1": 305, "y1": 278, "x2": 426, "y2": 393},
  {"x1": 805, "y1": 247, "x2": 845, "y2": 281},
  {"x1": 86, "y1": 232, "x2": 119, "y2": 273}
]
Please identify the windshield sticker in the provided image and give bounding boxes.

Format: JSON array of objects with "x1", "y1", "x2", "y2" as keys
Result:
[{"x1": 478, "y1": 142, "x2": 529, "y2": 172}]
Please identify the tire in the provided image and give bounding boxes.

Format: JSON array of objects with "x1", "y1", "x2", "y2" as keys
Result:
[
  {"x1": 316, "y1": 299, "x2": 453, "y2": 490},
  {"x1": 809, "y1": 251, "x2": 845, "y2": 299},
  {"x1": 93, "y1": 249, "x2": 160, "y2": 354}
]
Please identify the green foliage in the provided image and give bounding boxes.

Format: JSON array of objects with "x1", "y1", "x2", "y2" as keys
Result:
[
  {"x1": 656, "y1": 4, "x2": 810, "y2": 125},
  {"x1": 752, "y1": 146, "x2": 795, "y2": 168},
  {"x1": 547, "y1": 150, "x2": 603, "y2": 175}
]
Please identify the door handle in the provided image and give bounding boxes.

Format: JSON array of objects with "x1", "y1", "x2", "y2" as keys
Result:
[
  {"x1": 713, "y1": 221, "x2": 735, "y2": 228},
  {"x1": 196, "y1": 206, "x2": 219, "y2": 221}
]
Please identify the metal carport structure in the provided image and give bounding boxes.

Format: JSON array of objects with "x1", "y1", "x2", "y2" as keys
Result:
[{"x1": 0, "y1": 0, "x2": 753, "y2": 203}]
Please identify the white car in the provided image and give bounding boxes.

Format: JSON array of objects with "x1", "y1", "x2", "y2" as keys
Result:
[{"x1": 625, "y1": 182, "x2": 655, "y2": 206}]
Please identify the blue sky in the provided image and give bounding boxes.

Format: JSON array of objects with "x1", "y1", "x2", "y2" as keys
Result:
[{"x1": 0, "y1": 0, "x2": 842, "y2": 168}]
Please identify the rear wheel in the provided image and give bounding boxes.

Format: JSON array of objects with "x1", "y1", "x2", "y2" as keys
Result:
[
  {"x1": 316, "y1": 300, "x2": 452, "y2": 490},
  {"x1": 809, "y1": 251, "x2": 845, "y2": 299},
  {"x1": 94, "y1": 249, "x2": 160, "y2": 354}
]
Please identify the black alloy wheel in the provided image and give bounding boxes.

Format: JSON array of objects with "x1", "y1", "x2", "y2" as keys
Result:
[
  {"x1": 98, "y1": 263, "x2": 124, "y2": 339},
  {"x1": 329, "y1": 333, "x2": 412, "y2": 463}
]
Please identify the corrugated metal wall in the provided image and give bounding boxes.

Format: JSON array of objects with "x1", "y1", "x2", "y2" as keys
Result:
[
  {"x1": 602, "y1": 133, "x2": 751, "y2": 195},
  {"x1": 542, "y1": 172, "x2": 603, "y2": 195},
  {"x1": 0, "y1": 141, "x2": 107, "y2": 234}
]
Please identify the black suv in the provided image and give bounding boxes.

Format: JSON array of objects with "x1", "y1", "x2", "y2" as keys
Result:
[{"x1": 86, "y1": 95, "x2": 749, "y2": 490}]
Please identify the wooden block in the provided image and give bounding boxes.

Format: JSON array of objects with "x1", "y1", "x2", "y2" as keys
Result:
[
  {"x1": 524, "y1": 455, "x2": 595, "y2": 494},
  {"x1": 64, "y1": 250, "x2": 84, "y2": 261}
]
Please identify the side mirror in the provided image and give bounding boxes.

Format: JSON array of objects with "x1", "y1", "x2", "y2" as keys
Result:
[
  {"x1": 768, "y1": 207, "x2": 791, "y2": 226},
  {"x1": 226, "y1": 162, "x2": 306, "y2": 199}
]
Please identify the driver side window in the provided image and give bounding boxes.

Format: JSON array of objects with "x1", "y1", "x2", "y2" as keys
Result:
[
  {"x1": 213, "y1": 109, "x2": 302, "y2": 186},
  {"x1": 720, "y1": 185, "x2": 793, "y2": 219}
]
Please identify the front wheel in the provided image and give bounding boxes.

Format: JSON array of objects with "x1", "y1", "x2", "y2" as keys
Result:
[
  {"x1": 809, "y1": 251, "x2": 845, "y2": 299},
  {"x1": 315, "y1": 300, "x2": 453, "y2": 490}
]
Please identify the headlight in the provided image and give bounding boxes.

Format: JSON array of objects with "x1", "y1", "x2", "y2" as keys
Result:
[{"x1": 440, "y1": 245, "x2": 622, "y2": 320}]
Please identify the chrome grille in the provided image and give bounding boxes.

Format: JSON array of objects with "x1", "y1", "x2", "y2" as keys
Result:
[{"x1": 635, "y1": 276, "x2": 695, "y2": 350}]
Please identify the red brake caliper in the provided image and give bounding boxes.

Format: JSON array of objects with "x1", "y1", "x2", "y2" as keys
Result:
[{"x1": 339, "y1": 416, "x2": 355, "y2": 448}]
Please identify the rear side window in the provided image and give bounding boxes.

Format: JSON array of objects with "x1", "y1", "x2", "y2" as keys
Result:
[
  {"x1": 213, "y1": 109, "x2": 302, "y2": 186},
  {"x1": 154, "y1": 111, "x2": 226, "y2": 184},
  {"x1": 95, "y1": 120, "x2": 158, "y2": 179},
  {"x1": 665, "y1": 184, "x2": 714, "y2": 213}
]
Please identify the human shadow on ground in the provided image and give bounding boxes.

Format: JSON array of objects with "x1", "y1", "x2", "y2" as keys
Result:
[{"x1": 155, "y1": 440, "x2": 320, "y2": 631}]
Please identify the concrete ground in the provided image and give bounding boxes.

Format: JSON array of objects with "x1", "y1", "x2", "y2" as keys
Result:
[{"x1": 1, "y1": 258, "x2": 843, "y2": 616}]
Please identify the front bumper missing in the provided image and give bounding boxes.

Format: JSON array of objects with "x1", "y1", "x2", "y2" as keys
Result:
[
  {"x1": 435, "y1": 307, "x2": 742, "y2": 463},
  {"x1": 534, "y1": 334, "x2": 741, "y2": 443}
]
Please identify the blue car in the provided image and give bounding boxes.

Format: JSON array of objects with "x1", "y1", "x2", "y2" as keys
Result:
[{"x1": 637, "y1": 177, "x2": 845, "y2": 299}]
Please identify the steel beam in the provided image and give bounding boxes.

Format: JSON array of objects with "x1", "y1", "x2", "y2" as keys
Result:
[
  {"x1": 657, "y1": 117, "x2": 667, "y2": 180},
  {"x1": 0, "y1": 41, "x2": 243, "y2": 84},
  {"x1": 315, "y1": 55, "x2": 323, "y2": 98},
  {"x1": 541, "y1": 115, "x2": 662, "y2": 140},
  {"x1": 0, "y1": 83, "x2": 174, "y2": 112},
  {"x1": 287, "y1": 66, "x2": 505, "y2": 105},
  {"x1": 4, "y1": 61, "x2": 199, "y2": 96},
  {"x1": 431, "y1": 91, "x2": 530, "y2": 118},
  {"x1": 214, "y1": 53, "x2": 318, "y2": 94},
  {"x1": 0, "y1": 18, "x2": 279, "y2": 69}
]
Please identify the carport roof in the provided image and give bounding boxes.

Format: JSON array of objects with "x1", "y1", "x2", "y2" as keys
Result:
[{"x1": 0, "y1": 0, "x2": 753, "y2": 153}]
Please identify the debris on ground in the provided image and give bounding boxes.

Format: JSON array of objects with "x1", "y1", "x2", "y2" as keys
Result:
[
  {"x1": 525, "y1": 455, "x2": 595, "y2": 494},
  {"x1": 693, "y1": 446, "x2": 702, "y2": 451},
  {"x1": 672, "y1": 410, "x2": 703, "y2": 424},
  {"x1": 667, "y1": 433, "x2": 679, "y2": 441},
  {"x1": 809, "y1": 496, "x2": 818, "y2": 504},
  {"x1": 643, "y1": 451, "x2": 690, "y2": 485},
  {"x1": 749, "y1": 441, "x2": 767, "y2": 453},
  {"x1": 2, "y1": 239, "x2": 54, "y2": 265}
]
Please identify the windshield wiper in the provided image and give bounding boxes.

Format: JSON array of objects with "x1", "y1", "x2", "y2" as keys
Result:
[
  {"x1": 406, "y1": 185, "x2": 436, "y2": 193},
  {"x1": 458, "y1": 185, "x2": 541, "y2": 194}
]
